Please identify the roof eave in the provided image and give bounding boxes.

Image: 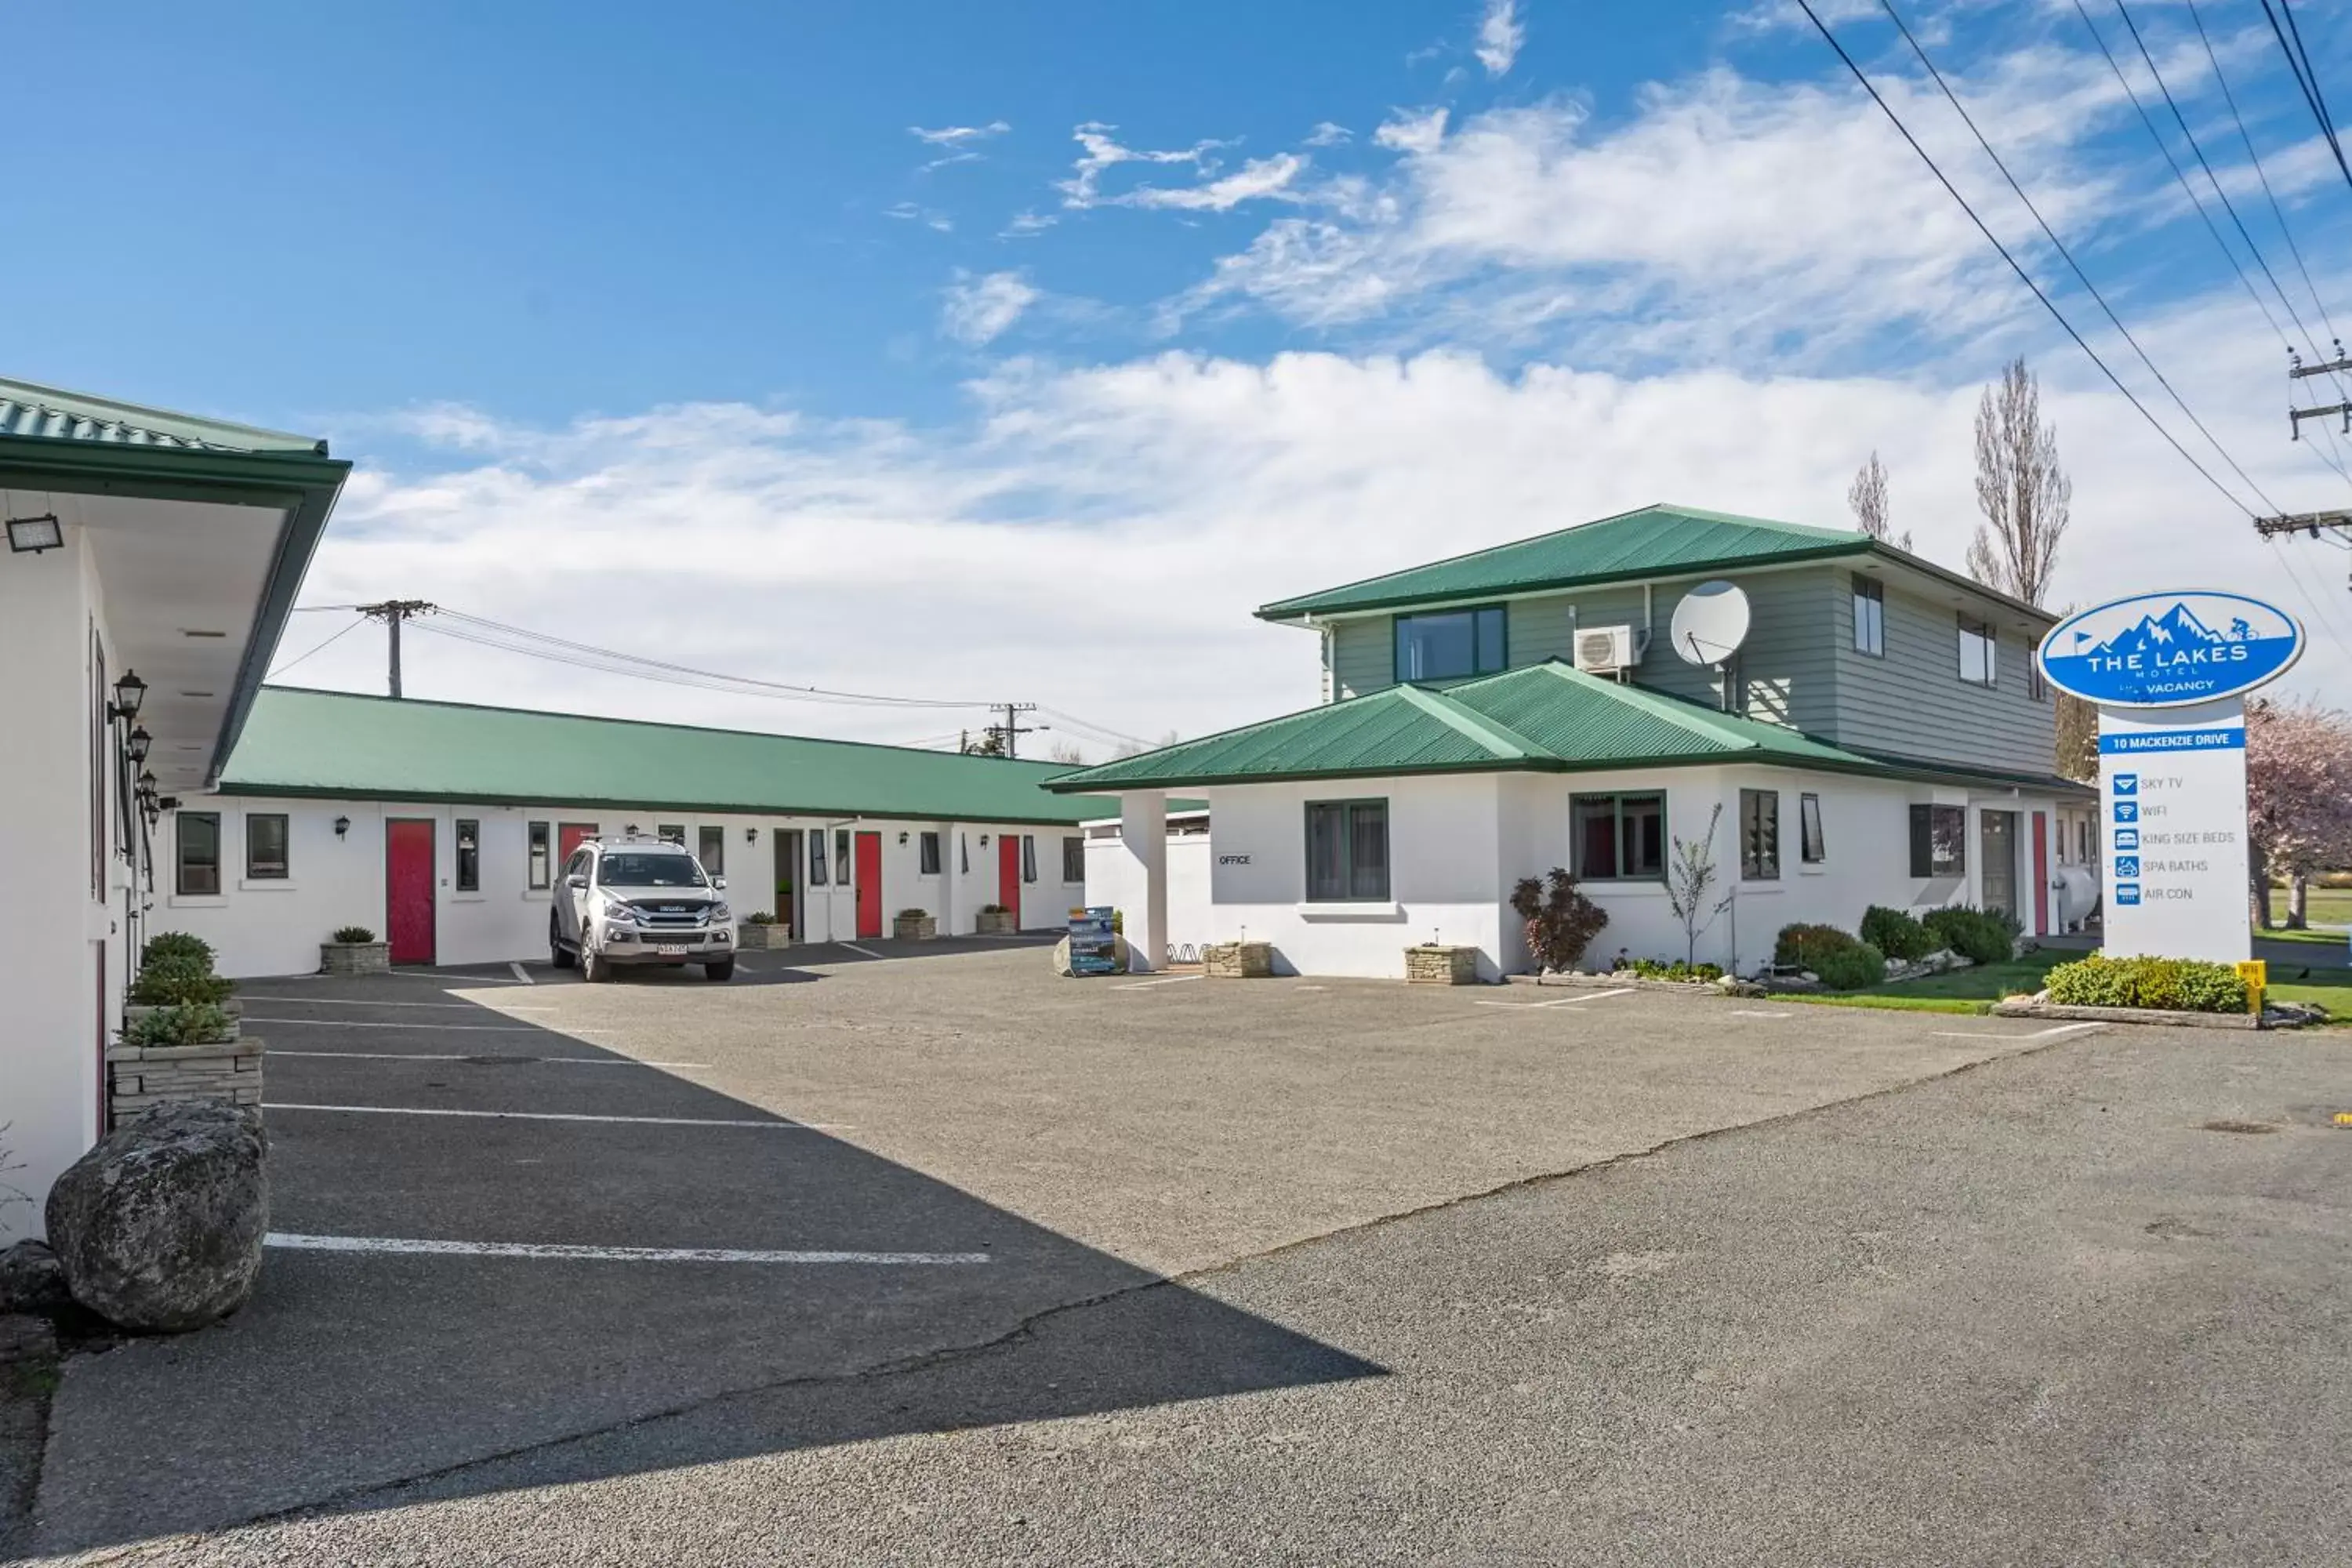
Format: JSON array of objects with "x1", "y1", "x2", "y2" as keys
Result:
[{"x1": 211, "y1": 779, "x2": 1113, "y2": 826}]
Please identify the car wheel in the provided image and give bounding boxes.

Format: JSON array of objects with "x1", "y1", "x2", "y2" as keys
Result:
[
  {"x1": 550, "y1": 913, "x2": 575, "y2": 970},
  {"x1": 583, "y1": 949, "x2": 608, "y2": 984},
  {"x1": 704, "y1": 959, "x2": 735, "y2": 982}
]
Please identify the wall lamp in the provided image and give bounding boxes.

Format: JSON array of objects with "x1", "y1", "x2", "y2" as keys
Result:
[
  {"x1": 745, "y1": 827, "x2": 757, "y2": 843},
  {"x1": 5, "y1": 514, "x2": 63, "y2": 554},
  {"x1": 109, "y1": 670, "x2": 147, "y2": 723},
  {"x1": 979, "y1": 833, "x2": 990, "y2": 848},
  {"x1": 334, "y1": 815, "x2": 351, "y2": 839},
  {"x1": 125, "y1": 726, "x2": 152, "y2": 767}
]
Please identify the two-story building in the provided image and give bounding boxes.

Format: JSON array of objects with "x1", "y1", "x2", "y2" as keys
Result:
[{"x1": 1054, "y1": 504, "x2": 2100, "y2": 979}]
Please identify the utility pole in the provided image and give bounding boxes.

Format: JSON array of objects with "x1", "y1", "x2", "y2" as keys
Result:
[
  {"x1": 990, "y1": 702, "x2": 1044, "y2": 759},
  {"x1": 2289, "y1": 346, "x2": 2352, "y2": 442},
  {"x1": 355, "y1": 601, "x2": 436, "y2": 699}
]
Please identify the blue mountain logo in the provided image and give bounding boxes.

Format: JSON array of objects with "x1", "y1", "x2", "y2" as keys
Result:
[{"x1": 2040, "y1": 592, "x2": 2301, "y2": 708}]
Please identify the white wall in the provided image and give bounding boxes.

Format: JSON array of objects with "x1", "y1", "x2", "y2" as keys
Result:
[
  {"x1": 1083, "y1": 829, "x2": 1214, "y2": 960},
  {"x1": 159, "y1": 799, "x2": 1092, "y2": 978},
  {"x1": 1, "y1": 527, "x2": 126, "y2": 1243}
]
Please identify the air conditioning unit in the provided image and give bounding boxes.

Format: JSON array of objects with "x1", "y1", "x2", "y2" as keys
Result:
[{"x1": 1574, "y1": 625, "x2": 1638, "y2": 673}]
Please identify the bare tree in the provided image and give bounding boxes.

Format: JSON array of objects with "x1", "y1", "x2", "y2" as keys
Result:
[
  {"x1": 1665, "y1": 804, "x2": 1736, "y2": 968},
  {"x1": 1846, "y1": 451, "x2": 1914, "y2": 554},
  {"x1": 2053, "y1": 692, "x2": 2098, "y2": 783},
  {"x1": 1047, "y1": 739, "x2": 1088, "y2": 767},
  {"x1": 1966, "y1": 358, "x2": 2071, "y2": 605}
]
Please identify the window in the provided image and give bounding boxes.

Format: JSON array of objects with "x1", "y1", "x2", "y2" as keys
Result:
[
  {"x1": 1908, "y1": 804, "x2": 1967, "y2": 877},
  {"x1": 836, "y1": 829, "x2": 852, "y2": 887},
  {"x1": 1021, "y1": 834, "x2": 1037, "y2": 883},
  {"x1": 2027, "y1": 661, "x2": 2048, "y2": 702},
  {"x1": 452, "y1": 818, "x2": 481, "y2": 891},
  {"x1": 1393, "y1": 605, "x2": 1506, "y2": 683},
  {"x1": 1799, "y1": 792, "x2": 1826, "y2": 865},
  {"x1": 1958, "y1": 615, "x2": 1996, "y2": 685},
  {"x1": 245, "y1": 813, "x2": 290, "y2": 880},
  {"x1": 920, "y1": 831, "x2": 942, "y2": 875},
  {"x1": 177, "y1": 812, "x2": 222, "y2": 895},
  {"x1": 1853, "y1": 575, "x2": 1885, "y2": 657},
  {"x1": 1570, "y1": 793, "x2": 1665, "y2": 881},
  {"x1": 1305, "y1": 800, "x2": 1389, "y2": 902},
  {"x1": 1062, "y1": 835, "x2": 1085, "y2": 883},
  {"x1": 2078, "y1": 818, "x2": 2092, "y2": 863},
  {"x1": 809, "y1": 833, "x2": 829, "y2": 886},
  {"x1": 960, "y1": 833, "x2": 969, "y2": 874},
  {"x1": 1740, "y1": 789, "x2": 1780, "y2": 880},
  {"x1": 528, "y1": 822, "x2": 551, "y2": 890},
  {"x1": 89, "y1": 626, "x2": 107, "y2": 898},
  {"x1": 698, "y1": 825, "x2": 724, "y2": 877},
  {"x1": 657, "y1": 822, "x2": 684, "y2": 845}
]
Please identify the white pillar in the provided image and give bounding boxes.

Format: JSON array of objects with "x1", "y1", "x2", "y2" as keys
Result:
[
  {"x1": 943, "y1": 822, "x2": 968, "y2": 935},
  {"x1": 1117, "y1": 791, "x2": 1167, "y2": 973}
]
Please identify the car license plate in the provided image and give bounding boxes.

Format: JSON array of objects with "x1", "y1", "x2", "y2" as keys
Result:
[{"x1": 655, "y1": 944, "x2": 688, "y2": 956}]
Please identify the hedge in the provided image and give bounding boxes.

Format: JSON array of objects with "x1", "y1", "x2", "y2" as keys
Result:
[
  {"x1": 1859, "y1": 905, "x2": 1934, "y2": 961},
  {"x1": 1922, "y1": 905, "x2": 2018, "y2": 967},
  {"x1": 1773, "y1": 923, "x2": 1886, "y2": 991},
  {"x1": 2044, "y1": 954, "x2": 2249, "y2": 1014}
]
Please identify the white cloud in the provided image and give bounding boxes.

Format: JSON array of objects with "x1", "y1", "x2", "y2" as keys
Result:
[
  {"x1": 1119, "y1": 153, "x2": 1310, "y2": 212},
  {"x1": 940, "y1": 270, "x2": 1040, "y2": 345},
  {"x1": 1475, "y1": 0, "x2": 1525, "y2": 78},
  {"x1": 1305, "y1": 121, "x2": 1354, "y2": 147},
  {"x1": 1058, "y1": 123, "x2": 1228, "y2": 208},
  {"x1": 299, "y1": 319, "x2": 2352, "y2": 755},
  {"x1": 885, "y1": 201, "x2": 955, "y2": 232},
  {"x1": 910, "y1": 121, "x2": 1011, "y2": 147}
]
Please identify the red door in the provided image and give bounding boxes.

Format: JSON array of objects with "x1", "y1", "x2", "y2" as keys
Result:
[
  {"x1": 558, "y1": 822, "x2": 597, "y2": 862},
  {"x1": 998, "y1": 835, "x2": 1022, "y2": 928},
  {"x1": 854, "y1": 831, "x2": 884, "y2": 939},
  {"x1": 2031, "y1": 810, "x2": 2050, "y2": 937},
  {"x1": 386, "y1": 818, "x2": 437, "y2": 964}
]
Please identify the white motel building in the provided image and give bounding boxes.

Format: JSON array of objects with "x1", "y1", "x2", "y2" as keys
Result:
[
  {"x1": 2, "y1": 372, "x2": 2102, "y2": 1243},
  {"x1": 1061, "y1": 505, "x2": 2103, "y2": 981}
]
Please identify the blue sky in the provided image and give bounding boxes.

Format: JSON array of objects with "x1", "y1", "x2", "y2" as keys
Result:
[{"x1": 13, "y1": 1, "x2": 2352, "y2": 747}]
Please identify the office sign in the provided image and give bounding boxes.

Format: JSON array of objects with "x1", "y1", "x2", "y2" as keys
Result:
[
  {"x1": 2037, "y1": 592, "x2": 2301, "y2": 709},
  {"x1": 1066, "y1": 906, "x2": 1120, "y2": 977},
  {"x1": 2097, "y1": 700, "x2": 2251, "y2": 964}
]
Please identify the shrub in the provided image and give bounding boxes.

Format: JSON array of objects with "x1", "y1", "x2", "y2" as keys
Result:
[
  {"x1": 1921, "y1": 905, "x2": 2017, "y2": 967},
  {"x1": 124, "y1": 1003, "x2": 235, "y2": 1048},
  {"x1": 141, "y1": 931, "x2": 214, "y2": 971},
  {"x1": 742, "y1": 911, "x2": 778, "y2": 925},
  {"x1": 129, "y1": 960, "x2": 234, "y2": 1007},
  {"x1": 897, "y1": 908, "x2": 931, "y2": 920},
  {"x1": 1624, "y1": 957, "x2": 1725, "y2": 982},
  {"x1": 979, "y1": 903, "x2": 1008, "y2": 914},
  {"x1": 1811, "y1": 941, "x2": 1887, "y2": 991},
  {"x1": 1510, "y1": 869, "x2": 1610, "y2": 972},
  {"x1": 2045, "y1": 954, "x2": 2249, "y2": 1014},
  {"x1": 1773, "y1": 923, "x2": 1853, "y2": 971},
  {"x1": 1859, "y1": 905, "x2": 1934, "y2": 962},
  {"x1": 330, "y1": 926, "x2": 379, "y2": 945}
]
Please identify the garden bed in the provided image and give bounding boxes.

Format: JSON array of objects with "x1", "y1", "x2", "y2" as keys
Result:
[{"x1": 1990, "y1": 1000, "x2": 2270, "y2": 1030}]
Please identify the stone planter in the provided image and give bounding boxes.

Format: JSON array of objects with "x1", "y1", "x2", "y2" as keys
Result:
[
  {"x1": 1406, "y1": 944, "x2": 1480, "y2": 985},
  {"x1": 894, "y1": 913, "x2": 938, "y2": 942},
  {"x1": 737, "y1": 923, "x2": 789, "y2": 951},
  {"x1": 975, "y1": 910, "x2": 1018, "y2": 936},
  {"x1": 320, "y1": 941, "x2": 390, "y2": 975},
  {"x1": 1203, "y1": 941, "x2": 1274, "y2": 978},
  {"x1": 108, "y1": 1036, "x2": 263, "y2": 1126}
]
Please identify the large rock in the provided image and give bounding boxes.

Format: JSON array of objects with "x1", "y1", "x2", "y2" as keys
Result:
[
  {"x1": 44, "y1": 1102, "x2": 267, "y2": 1333},
  {"x1": 0, "y1": 1240, "x2": 68, "y2": 1315},
  {"x1": 1051, "y1": 933, "x2": 1134, "y2": 976}
]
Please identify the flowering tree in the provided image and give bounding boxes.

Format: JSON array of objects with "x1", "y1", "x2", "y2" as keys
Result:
[
  {"x1": 1665, "y1": 803, "x2": 1737, "y2": 967},
  {"x1": 2245, "y1": 697, "x2": 2352, "y2": 928}
]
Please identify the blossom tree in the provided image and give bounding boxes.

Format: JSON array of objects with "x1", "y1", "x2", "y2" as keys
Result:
[{"x1": 2245, "y1": 697, "x2": 2352, "y2": 928}]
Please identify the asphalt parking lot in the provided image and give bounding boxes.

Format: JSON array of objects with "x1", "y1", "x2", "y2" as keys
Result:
[{"x1": 25, "y1": 942, "x2": 2352, "y2": 1564}]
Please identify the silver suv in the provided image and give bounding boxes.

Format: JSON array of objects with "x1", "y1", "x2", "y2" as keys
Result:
[{"x1": 550, "y1": 837, "x2": 735, "y2": 982}]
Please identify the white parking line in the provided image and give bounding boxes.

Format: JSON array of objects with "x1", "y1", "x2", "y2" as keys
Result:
[
  {"x1": 265, "y1": 1233, "x2": 987, "y2": 1265},
  {"x1": 508, "y1": 962, "x2": 535, "y2": 985},
  {"x1": 387, "y1": 969, "x2": 528, "y2": 985},
  {"x1": 836, "y1": 942, "x2": 884, "y2": 960},
  {"x1": 241, "y1": 1017, "x2": 583, "y2": 1034},
  {"x1": 1114, "y1": 974, "x2": 1206, "y2": 990},
  {"x1": 1473, "y1": 987, "x2": 1635, "y2": 1010},
  {"x1": 266, "y1": 1050, "x2": 710, "y2": 1069},
  {"x1": 1728, "y1": 1010, "x2": 1793, "y2": 1018},
  {"x1": 263, "y1": 1104, "x2": 845, "y2": 1130},
  {"x1": 1930, "y1": 1022, "x2": 2106, "y2": 1042},
  {"x1": 236, "y1": 996, "x2": 521, "y2": 1011}
]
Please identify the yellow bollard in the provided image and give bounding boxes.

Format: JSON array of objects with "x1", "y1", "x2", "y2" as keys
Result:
[{"x1": 2235, "y1": 959, "x2": 2267, "y2": 1017}]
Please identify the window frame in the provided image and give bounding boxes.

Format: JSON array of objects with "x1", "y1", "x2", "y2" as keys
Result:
[
  {"x1": 1739, "y1": 789, "x2": 1780, "y2": 881},
  {"x1": 1062, "y1": 834, "x2": 1085, "y2": 884},
  {"x1": 697, "y1": 825, "x2": 725, "y2": 878},
  {"x1": 1021, "y1": 833, "x2": 1037, "y2": 884},
  {"x1": 1798, "y1": 792, "x2": 1826, "y2": 865},
  {"x1": 451, "y1": 817, "x2": 481, "y2": 892},
  {"x1": 808, "y1": 832, "x2": 829, "y2": 886},
  {"x1": 244, "y1": 811, "x2": 291, "y2": 882},
  {"x1": 919, "y1": 831, "x2": 942, "y2": 876},
  {"x1": 1569, "y1": 791, "x2": 1668, "y2": 883},
  {"x1": 527, "y1": 822, "x2": 552, "y2": 891},
  {"x1": 1392, "y1": 604, "x2": 1508, "y2": 684},
  {"x1": 2026, "y1": 659, "x2": 2048, "y2": 702},
  {"x1": 835, "y1": 829, "x2": 853, "y2": 887},
  {"x1": 1958, "y1": 614, "x2": 1997, "y2": 686},
  {"x1": 1908, "y1": 804, "x2": 1969, "y2": 878},
  {"x1": 1852, "y1": 575, "x2": 1886, "y2": 658},
  {"x1": 177, "y1": 811, "x2": 223, "y2": 897},
  {"x1": 656, "y1": 822, "x2": 685, "y2": 846},
  {"x1": 1304, "y1": 797, "x2": 1391, "y2": 903}
]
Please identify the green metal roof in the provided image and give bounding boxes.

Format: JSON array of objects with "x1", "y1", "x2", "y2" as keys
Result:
[
  {"x1": 0, "y1": 376, "x2": 331, "y2": 456},
  {"x1": 220, "y1": 687, "x2": 1120, "y2": 826},
  {"x1": 1257, "y1": 503, "x2": 1872, "y2": 621},
  {"x1": 1047, "y1": 661, "x2": 2074, "y2": 793}
]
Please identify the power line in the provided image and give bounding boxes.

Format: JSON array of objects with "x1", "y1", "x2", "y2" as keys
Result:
[
  {"x1": 2264, "y1": 0, "x2": 2352, "y2": 196},
  {"x1": 267, "y1": 615, "x2": 366, "y2": 678},
  {"x1": 1794, "y1": 0, "x2": 2259, "y2": 516},
  {"x1": 1875, "y1": 0, "x2": 2291, "y2": 510}
]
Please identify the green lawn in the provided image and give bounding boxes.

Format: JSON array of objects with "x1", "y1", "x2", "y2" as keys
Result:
[
  {"x1": 2256, "y1": 924, "x2": 2352, "y2": 951},
  {"x1": 1773, "y1": 946, "x2": 2352, "y2": 1025},
  {"x1": 2263, "y1": 885, "x2": 2352, "y2": 930}
]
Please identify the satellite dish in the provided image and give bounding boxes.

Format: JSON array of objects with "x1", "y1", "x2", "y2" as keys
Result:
[{"x1": 1670, "y1": 580, "x2": 1751, "y2": 666}]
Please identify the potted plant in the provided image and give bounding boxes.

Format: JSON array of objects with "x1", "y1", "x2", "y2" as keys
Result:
[
  {"x1": 975, "y1": 902, "x2": 1018, "y2": 936},
  {"x1": 114, "y1": 932, "x2": 261, "y2": 1121},
  {"x1": 736, "y1": 912, "x2": 786, "y2": 950},
  {"x1": 894, "y1": 907, "x2": 938, "y2": 941},
  {"x1": 125, "y1": 931, "x2": 239, "y2": 1033},
  {"x1": 320, "y1": 925, "x2": 391, "y2": 975}
]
